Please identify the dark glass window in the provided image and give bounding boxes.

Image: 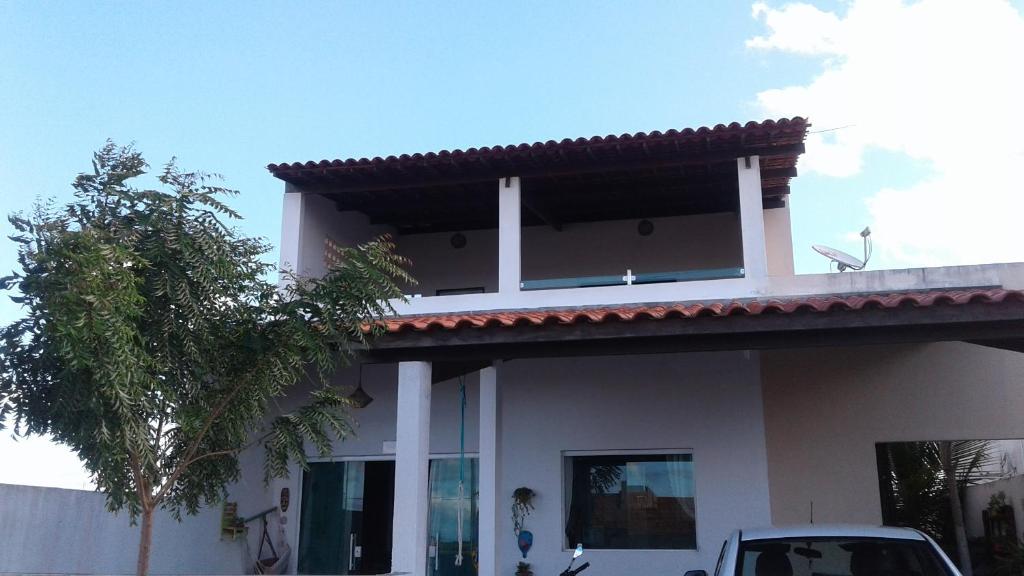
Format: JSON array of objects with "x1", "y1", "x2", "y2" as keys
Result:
[{"x1": 563, "y1": 453, "x2": 696, "y2": 550}]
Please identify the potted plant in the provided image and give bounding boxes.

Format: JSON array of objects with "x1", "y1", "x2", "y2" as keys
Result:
[{"x1": 512, "y1": 487, "x2": 536, "y2": 559}]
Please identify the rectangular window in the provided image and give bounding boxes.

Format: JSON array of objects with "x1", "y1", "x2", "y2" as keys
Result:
[{"x1": 563, "y1": 452, "x2": 696, "y2": 550}]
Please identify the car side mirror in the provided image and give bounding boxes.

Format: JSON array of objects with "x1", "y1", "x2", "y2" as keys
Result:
[{"x1": 684, "y1": 571, "x2": 708, "y2": 576}]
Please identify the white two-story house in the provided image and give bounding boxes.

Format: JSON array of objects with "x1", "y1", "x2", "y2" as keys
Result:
[{"x1": 253, "y1": 117, "x2": 1024, "y2": 576}]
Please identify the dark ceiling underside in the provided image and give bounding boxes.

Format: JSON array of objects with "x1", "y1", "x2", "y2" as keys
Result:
[{"x1": 269, "y1": 118, "x2": 808, "y2": 234}]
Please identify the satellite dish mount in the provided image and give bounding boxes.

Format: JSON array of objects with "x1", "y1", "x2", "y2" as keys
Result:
[{"x1": 812, "y1": 227, "x2": 872, "y2": 272}]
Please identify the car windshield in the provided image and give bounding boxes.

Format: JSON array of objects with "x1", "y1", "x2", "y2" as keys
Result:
[{"x1": 737, "y1": 537, "x2": 952, "y2": 576}]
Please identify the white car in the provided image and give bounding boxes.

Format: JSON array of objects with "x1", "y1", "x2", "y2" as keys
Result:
[{"x1": 686, "y1": 525, "x2": 961, "y2": 576}]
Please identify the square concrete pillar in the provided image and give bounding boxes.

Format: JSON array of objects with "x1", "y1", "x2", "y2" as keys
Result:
[
  {"x1": 737, "y1": 156, "x2": 768, "y2": 279},
  {"x1": 391, "y1": 361, "x2": 432, "y2": 576},
  {"x1": 478, "y1": 364, "x2": 502, "y2": 576},
  {"x1": 498, "y1": 177, "x2": 521, "y2": 294}
]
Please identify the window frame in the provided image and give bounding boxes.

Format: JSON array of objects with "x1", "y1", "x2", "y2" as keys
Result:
[
  {"x1": 561, "y1": 448, "x2": 697, "y2": 552},
  {"x1": 714, "y1": 539, "x2": 728, "y2": 576}
]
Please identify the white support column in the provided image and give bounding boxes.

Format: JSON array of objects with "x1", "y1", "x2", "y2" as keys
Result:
[
  {"x1": 392, "y1": 361, "x2": 432, "y2": 576},
  {"x1": 278, "y1": 184, "x2": 305, "y2": 288},
  {"x1": 498, "y1": 177, "x2": 522, "y2": 294},
  {"x1": 737, "y1": 156, "x2": 768, "y2": 280},
  {"x1": 478, "y1": 364, "x2": 502, "y2": 576}
]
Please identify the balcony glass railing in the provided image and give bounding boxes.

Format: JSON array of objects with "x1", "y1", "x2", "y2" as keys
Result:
[{"x1": 519, "y1": 266, "x2": 744, "y2": 291}]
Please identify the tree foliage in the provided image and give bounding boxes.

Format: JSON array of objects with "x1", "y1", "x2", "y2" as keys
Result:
[
  {"x1": 878, "y1": 439, "x2": 995, "y2": 569},
  {"x1": 0, "y1": 142, "x2": 413, "y2": 574}
]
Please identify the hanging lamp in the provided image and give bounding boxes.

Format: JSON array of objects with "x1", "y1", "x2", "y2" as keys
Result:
[{"x1": 349, "y1": 364, "x2": 374, "y2": 408}]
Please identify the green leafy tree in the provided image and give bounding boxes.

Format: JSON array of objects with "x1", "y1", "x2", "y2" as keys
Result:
[
  {"x1": 878, "y1": 440, "x2": 995, "y2": 576},
  {"x1": 0, "y1": 143, "x2": 413, "y2": 576}
]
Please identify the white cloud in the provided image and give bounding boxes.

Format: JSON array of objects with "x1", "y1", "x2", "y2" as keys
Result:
[
  {"x1": 748, "y1": 2, "x2": 846, "y2": 55},
  {"x1": 749, "y1": 0, "x2": 1024, "y2": 267}
]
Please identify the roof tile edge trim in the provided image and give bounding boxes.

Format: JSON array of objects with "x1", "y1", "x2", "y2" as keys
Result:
[
  {"x1": 367, "y1": 289, "x2": 1024, "y2": 334},
  {"x1": 268, "y1": 117, "x2": 808, "y2": 174}
]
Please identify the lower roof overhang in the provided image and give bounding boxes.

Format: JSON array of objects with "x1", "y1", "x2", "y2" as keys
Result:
[{"x1": 362, "y1": 290, "x2": 1024, "y2": 364}]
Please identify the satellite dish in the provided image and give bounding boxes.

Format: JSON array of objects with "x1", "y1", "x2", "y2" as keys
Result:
[{"x1": 813, "y1": 227, "x2": 872, "y2": 272}]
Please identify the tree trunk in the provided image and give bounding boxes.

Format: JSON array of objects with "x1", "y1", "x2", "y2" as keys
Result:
[
  {"x1": 940, "y1": 442, "x2": 974, "y2": 576},
  {"x1": 136, "y1": 507, "x2": 154, "y2": 576}
]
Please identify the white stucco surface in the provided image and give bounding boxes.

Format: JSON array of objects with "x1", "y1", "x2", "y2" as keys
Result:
[
  {"x1": 763, "y1": 203, "x2": 794, "y2": 276},
  {"x1": 495, "y1": 353, "x2": 772, "y2": 576},
  {"x1": 268, "y1": 353, "x2": 772, "y2": 576},
  {"x1": 392, "y1": 361, "x2": 433, "y2": 576},
  {"x1": 390, "y1": 259, "x2": 1024, "y2": 317},
  {"x1": 396, "y1": 228, "x2": 499, "y2": 296},
  {"x1": 520, "y1": 212, "x2": 743, "y2": 283},
  {"x1": 285, "y1": 192, "x2": 395, "y2": 280},
  {"x1": 0, "y1": 483, "x2": 244, "y2": 575},
  {"x1": 737, "y1": 156, "x2": 767, "y2": 279},
  {"x1": 264, "y1": 363, "x2": 483, "y2": 574},
  {"x1": 392, "y1": 211, "x2": 748, "y2": 297},
  {"x1": 964, "y1": 475, "x2": 1024, "y2": 539},
  {"x1": 284, "y1": 179, "x2": 805, "y2": 302},
  {"x1": 761, "y1": 342, "x2": 1024, "y2": 526}
]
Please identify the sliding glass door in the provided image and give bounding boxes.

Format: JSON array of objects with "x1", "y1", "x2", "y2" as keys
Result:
[
  {"x1": 427, "y1": 458, "x2": 479, "y2": 576},
  {"x1": 297, "y1": 457, "x2": 475, "y2": 576},
  {"x1": 298, "y1": 460, "x2": 395, "y2": 575}
]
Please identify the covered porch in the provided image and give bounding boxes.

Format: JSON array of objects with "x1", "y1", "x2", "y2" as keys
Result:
[
  {"x1": 295, "y1": 352, "x2": 768, "y2": 576},
  {"x1": 277, "y1": 278, "x2": 1024, "y2": 576}
]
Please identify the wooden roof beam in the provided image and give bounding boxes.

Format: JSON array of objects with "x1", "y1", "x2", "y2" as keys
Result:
[{"x1": 521, "y1": 186, "x2": 563, "y2": 231}]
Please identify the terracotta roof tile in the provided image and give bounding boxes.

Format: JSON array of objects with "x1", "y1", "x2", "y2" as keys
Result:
[
  {"x1": 371, "y1": 288, "x2": 1024, "y2": 334},
  {"x1": 267, "y1": 118, "x2": 807, "y2": 175}
]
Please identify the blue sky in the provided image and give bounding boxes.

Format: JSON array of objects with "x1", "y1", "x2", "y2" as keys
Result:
[{"x1": 2, "y1": 1, "x2": 1023, "y2": 487}]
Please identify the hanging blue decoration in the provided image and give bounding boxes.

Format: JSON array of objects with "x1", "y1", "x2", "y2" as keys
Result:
[{"x1": 517, "y1": 530, "x2": 534, "y2": 558}]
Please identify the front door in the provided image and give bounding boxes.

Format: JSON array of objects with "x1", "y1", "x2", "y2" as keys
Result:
[
  {"x1": 298, "y1": 460, "x2": 396, "y2": 575},
  {"x1": 427, "y1": 458, "x2": 479, "y2": 576}
]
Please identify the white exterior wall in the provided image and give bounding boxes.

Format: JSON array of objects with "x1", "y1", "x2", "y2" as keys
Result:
[
  {"x1": 279, "y1": 187, "x2": 304, "y2": 278},
  {"x1": 478, "y1": 365, "x2": 502, "y2": 576},
  {"x1": 268, "y1": 364, "x2": 481, "y2": 574},
  {"x1": 283, "y1": 190, "x2": 395, "y2": 279},
  {"x1": 761, "y1": 342, "x2": 1024, "y2": 526},
  {"x1": 257, "y1": 352, "x2": 771, "y2": 576},
  {"x1": 392, "y1": 212, "x2": 744, "y2": 296},
  {"x1": 390, "y1": 260, "x2": 1024, "y2": 317},
  {"x1": 291, "y1": 187, "x2": 801, "y2": 299},
  {"x1": 284, "y1": 176, "x2": 803, "y2": 309},
  {"x1": 0, "y1": 483, "x2": 245, "y2": 575},
  {"x1": 737, "y1": 156, "x2": 767, "y2": 280},
  {"x1": 763, "y1": 204, "x2": 794, "y2": 277},
  {"x1": 392, "y1": 362, "x2": 433, "y2": 576},
  {"x1": 497, "y1": 353, "x2": 772, "y2": 576},
  {"x1": 964, "y1": 475, "x2": 1024, "y2": 539},
  {"x1": 396, "y1": 229, "x2": 500, "y2": 296},
  {"x1": 520, "y1": 213, "x2": 742, "y2": 280}
]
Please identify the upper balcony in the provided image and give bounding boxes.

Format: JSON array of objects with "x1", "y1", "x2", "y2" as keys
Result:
[{"x1": 270, "y1": 118, "x2": 808, "y2": 315}]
